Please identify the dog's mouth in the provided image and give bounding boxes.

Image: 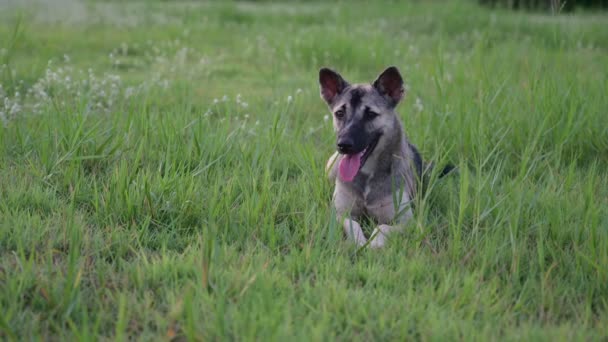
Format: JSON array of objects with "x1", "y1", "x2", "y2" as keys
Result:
[{"x1": 338, "y1": 135, "x2": 381, "y2": 182}]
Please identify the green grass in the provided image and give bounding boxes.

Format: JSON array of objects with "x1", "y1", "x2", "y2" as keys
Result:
[{"x1": 1, "y1": 0, "x2": 607, "y2": 340}]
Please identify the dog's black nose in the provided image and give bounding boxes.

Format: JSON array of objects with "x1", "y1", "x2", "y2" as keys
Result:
[{"x1": 337, "y1": 139, "x2": 354, "y2": 154}]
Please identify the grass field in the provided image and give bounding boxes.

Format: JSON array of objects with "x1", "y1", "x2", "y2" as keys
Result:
[{"x1": 1, "y1": 0, "x2": 607, "y2": 340}]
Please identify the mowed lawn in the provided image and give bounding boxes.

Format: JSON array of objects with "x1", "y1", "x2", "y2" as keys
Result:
[{"x1": 1, "y1": 0, "x2": 607, "y2": 340}]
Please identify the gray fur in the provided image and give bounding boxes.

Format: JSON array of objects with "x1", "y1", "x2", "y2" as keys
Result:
[{"x1": 320, "y1": 66, "x2": 419, "y2": 248}]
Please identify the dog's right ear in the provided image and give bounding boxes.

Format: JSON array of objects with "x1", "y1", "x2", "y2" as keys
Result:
[{"x1": 319, "y1": 68, "x2": 349, "y2": 105}]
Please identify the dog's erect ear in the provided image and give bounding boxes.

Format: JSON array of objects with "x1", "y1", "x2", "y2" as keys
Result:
[
  {"x1": 373, "y1": 66, "x2": 405, "y2": 106},
  {"x1": 319, "y1": 68, "x2": 349, "y2": 105}
]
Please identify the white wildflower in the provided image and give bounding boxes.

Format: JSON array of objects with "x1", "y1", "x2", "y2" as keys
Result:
[
  {"x1": 414, "y1": 97, "x2": 424, "y2": 112},
  {"x1": 324, "y1": 115, "x2": 330, "y2": 122},
  {"x1": 287, "y1": 95, "x2": 293, "y2": 103}
]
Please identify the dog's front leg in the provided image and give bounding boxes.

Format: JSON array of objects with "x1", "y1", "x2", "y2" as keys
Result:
[
  {"x1": 343, "y1": 218, "x2": 367, "y2": 247},
  {"x1": 334, "y1": 183, "x2": 366, "y2": 246},
  {"x1": 369, "y1": 224, "x2": 402, "y2": 249},
  {"x1": 369, "y1": 197, "x2": 413, "y2": 249}
]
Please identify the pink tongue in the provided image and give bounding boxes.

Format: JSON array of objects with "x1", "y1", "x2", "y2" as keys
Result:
[{"x1": 339, "y1": 152, "x2": 364, "y2": 182}]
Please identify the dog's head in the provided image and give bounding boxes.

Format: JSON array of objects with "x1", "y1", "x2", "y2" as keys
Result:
[{"x1": 319, "y1": 66, "x2": 405, "y2": 182}]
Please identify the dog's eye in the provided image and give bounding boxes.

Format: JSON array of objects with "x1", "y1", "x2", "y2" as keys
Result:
[
  {"x1": 334, "y1": 109, "x2": 345, "y2": 119},
  {"x1": 364, "y1": 109, "x2": 380, "y2": 120}
]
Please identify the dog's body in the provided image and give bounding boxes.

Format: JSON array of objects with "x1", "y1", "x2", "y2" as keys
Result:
[{"x1": 320, "y1": 66, "x2": 423, "y2": 248}]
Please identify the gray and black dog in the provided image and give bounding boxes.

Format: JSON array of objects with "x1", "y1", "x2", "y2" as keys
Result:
[{"x1": 320, "y1": 66, "x2": 451, "y2": 248}]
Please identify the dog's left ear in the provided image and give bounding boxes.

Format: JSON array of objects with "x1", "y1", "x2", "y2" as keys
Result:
[{"x1": 373, "y1": 66, "x2": 405, "y2": 106}]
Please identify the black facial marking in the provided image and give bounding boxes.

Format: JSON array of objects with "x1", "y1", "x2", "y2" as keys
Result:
[
  {"x1": 349, "y1": 120, "x2": 368, "y2": 152},
  {"x1": 349, "y1": 88, "x2": 363, "y2": 110},
  {"x1": 338, "y1": 119, "x2": 369, "y2": 154},
  {"x1": 364, "y1": 106, "x2": 379, "y2": 121}
]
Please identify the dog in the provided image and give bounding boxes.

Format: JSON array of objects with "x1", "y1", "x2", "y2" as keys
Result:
[{"x1": 320, "y1": 66, "x2": 450, "y2": 249}]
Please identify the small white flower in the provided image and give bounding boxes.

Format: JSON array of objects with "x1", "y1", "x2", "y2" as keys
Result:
[
  {"x1": 241, "y1": 102, "x2": 248, "y2": 108},
  {"x1": 255, "y1": 120, "x2": 260, "y2": 126},
  {"x1": 244, "y1": 114, "x2": 249, "y2": 119},
  {"x1": 296, "y1": 88, "x2": 302, "y2": 94},
  {"x1": 414, "y1": 97, "x2": 424, "y2": 112},
  {"x1": 287, "y1": 95, "x2": 293, "y2": 103},
  {"x1": 222, "y1": 95, "x2": 229, "y2": 102},
  {"x1": 324, "y1": 115, "x2": 330, "y2": 122}
]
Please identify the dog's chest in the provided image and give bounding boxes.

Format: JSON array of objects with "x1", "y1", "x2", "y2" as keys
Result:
[
  {"x1": 354, "y1": 172, "x2": 395, "y2": 214},
  {"x1": 359, "y1": 173, "x2": 376, "y2": 206},
  {"x1": 334, "y1": 172, "x2": 407, "y2": 224}
]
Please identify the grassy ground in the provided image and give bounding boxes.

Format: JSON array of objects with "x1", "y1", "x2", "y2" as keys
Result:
[{"x1": 1, "y1": 0, "x2": 607, "y2": 340}]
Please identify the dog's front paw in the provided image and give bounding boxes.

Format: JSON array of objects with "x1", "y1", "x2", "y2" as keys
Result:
[
  {"x1": 354, "y1": 235, "x2": 368, "y2": 247},
  {"x1": 343, "y1": 218, "x2": 367, "y2": 247},
  {"x1": 369, "y1": 224, "x2": 400, "y2": 248},
  {"x1": 369, "y1": 230, "x2": 386, "y2": 249},
  {"x1": 348, "y1": 226, "x2": 368, "y2": 247}
]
